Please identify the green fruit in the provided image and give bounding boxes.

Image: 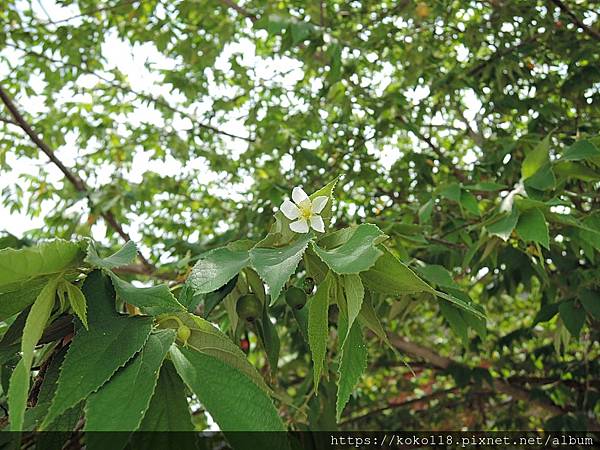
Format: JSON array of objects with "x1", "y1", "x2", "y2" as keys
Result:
[
  {"x1": 236, "y1": 294, "x2": 262, "y2": 322},
  {"x1": 285, "y1": 286, "x2": 307, "y2": 310},
  {"x1": 177, "y1": 325, "x2": 191, "y2": 344}
]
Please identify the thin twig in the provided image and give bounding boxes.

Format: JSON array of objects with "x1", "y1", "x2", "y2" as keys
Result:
[{"x1": 549, "y1": 0, "x2": 600, "y2": 41}]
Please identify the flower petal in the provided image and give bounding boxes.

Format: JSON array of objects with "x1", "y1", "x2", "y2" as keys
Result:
[
  {"x1": 280, "y1": 200, "x2": 299, "y2": 220},
  {"x1": 289, "y1": 219, "x2": 310, "y2": 234},
  {"x1": 292, "y1": 186, "x2": 309, "y2": 205},
  {"x1": 310, "y1": 215, "x2": 325, "y2": 233},
  {"x1": 311, "y1": 196, "x2": 328, "y2": 214}
]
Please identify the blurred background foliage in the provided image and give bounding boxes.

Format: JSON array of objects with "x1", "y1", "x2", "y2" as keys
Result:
[{"x1": 1, "y1": 0, "x2": 599, "y2": 431}]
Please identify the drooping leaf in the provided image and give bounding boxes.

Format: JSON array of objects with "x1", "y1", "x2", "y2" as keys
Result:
[
  {"x1": 561, "y1": 139, "x2": 600, "y2": 162},
  {"x1": 336, "y1": 322, "x2": 367, "y2": 421},
  {"x1": 187, "y1": 241, "x2": 252, "y2": 294},
  {"x1": 579, "y1": 290, "x2": 600, "y2": 319},
  {"x1": 156, "y1": 311, "x2": 270, "y2": 393},
  {"x1": 487, "y1": 207, "x2": 520, "y2": 241},
  {"x1": 8, "y1": 276, "x2": 59, "y2": 430},
  {"x1": 170, "y1": 346, "x2": 289, "y2": 450},
  {"x1": 0, "y1": 278, "x2": 46, "y2": 321},
  {"x1": 312, "y1": 224, "x2": 387, "y2": 274},
  {"x1": 250, "y1": 232, "x2": 313, "y2": 305},
  {"x1": 85, "y1": 240, "x2": 138, "y2": 270},
  {"x1": 439, "y1": 302, "x2": 469, "y2": 346},
  {"x1": 110, "y1": 273, "x2": 185, "y2": 315},
  {"x1": 357, "y1": 292, "x2": 392, "y2": 348},
  {"x1": 360, "y1": 247, "x2": 433, "y2": 295},
  {"x1": 341, "y1": 274, "x2": 364, "y2": 344},
  {"x1": 41, "y1": 271, "x2": 153, "y2": 429},
  {"x1": 0, "y1": 240, "x2": 83, "y2": 289},
  {"x1": 85, "y1": 329, "x2": 176, "y2": 432},
  {"x1": 559, "y1": 300, "x2": 586, "y2": 338},
  {"x1": 308, "y1": 272, "x2": 332, "y2": 391},
  {"x1": 516, "y1": 207, "x2": 550, "y2": 249}
]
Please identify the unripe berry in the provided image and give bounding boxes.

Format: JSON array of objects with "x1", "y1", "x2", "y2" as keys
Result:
[
  {"x1": 236, "y1": 294, "x2": 262, "y2": 322},
  {"x1": 177, "y1": 325, "x2": 191, "y2": 344},
  {"x1": 285, "y1": 286, "x2": 307, "y2": 310}
]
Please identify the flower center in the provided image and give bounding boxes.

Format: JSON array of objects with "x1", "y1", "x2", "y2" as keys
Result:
[{"x1": 298, "y1": 202, "x2": 313, "y2": 220}]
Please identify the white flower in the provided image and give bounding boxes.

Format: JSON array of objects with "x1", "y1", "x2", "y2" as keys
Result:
[{"x1": 280, "y1": 187, "x2": 328, "y2": 234}]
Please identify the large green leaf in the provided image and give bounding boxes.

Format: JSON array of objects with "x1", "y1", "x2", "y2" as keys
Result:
[
  {"x1": 250, "y1": 232, "x2": 313, "y2": 304},
  {"x1": 0, "y1": 278, "x2": 46, "y2": 321},
  {"x1": 8, "y1": 276, "x2": 59, "y2": 431},
  {"x1": 312, "y1": 224, "x2": 387, "y2": 274},
  {"x1": 360, "y1": 247, "x2": 432, "y2": 295},
  {"x1": 522, "y1": 134, "x2": 550, "y2": 179},
  {"x1": 170, "y1": 346, "x2": 288, "y2": 450},
  {"x1": 187, "y1": 241, "x2": 251, "y2": 294},
  {"x1": 516, "y1": 207, "x2": 550, "y2": 249},
  {"x1": 85, "y1": 329, "x2": 176, "y2": 431},
  {"x1": 336, "y1": 322, "x2": 367, "y2": 421},
  {"x1": 156, "y1": 311, "x2": 270, "y2": 393},
  {"x1": 562, "y1": 139, "x2": 600, "y2": 162},
  {"x1": 559, "y1": 300, "x2": 586, "y2": 338},
  {"x1": 341, "y1": 274, "x2": 364, "y2": 344},
  {"x1": 138, "y1": 360, "x2": 193, "y2": 431},
  {"x1": 110, "y1": 273, "x2": 185, "y2": 315},
  {"x1": 85, "y1": 240, "x2": 138, "y2": 270},
  {"x1": 41, "y1": 271, "x2": 153, "y2": 429},
  {"x1": 308, "y1": 272, "x2": 332, "y2": 391},
  {"x1": 0, "y1": 240, "x2": 83, "y2": 289}
]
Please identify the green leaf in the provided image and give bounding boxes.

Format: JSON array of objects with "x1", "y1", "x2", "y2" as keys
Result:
[
  {"x1": 187, "y1": 241, "x2": 251, "y2": 294},
  {"x1": 110, "y1": 273, "x2": 185, "y2": 315},
  {"x1": 487, "y1": 207, "x2": 520, "y2": 241},
  {"x1": 8, "y1": 276, "x2": 59, "y2": 430},
  {"x1": 64, "y1": 282, "x2": 88, "y2": 329},
  {"x1": 460, "y1": 190, "x2": 480, "y2": 216},
  {"x1": 434, "y1": 290, "x2": 486, "y2": 320},
  {"x1": 525, "y1": 163, "x2": 556, "y2": 191},
  {"x1": 308, "y1": 272, "x2": 332, "y2": 391},
  {"x1": 0, "y1": 278, "x2": 46, "y2": 321},
  {"x1": 0, "y1": 239, "x2": 83, "y2": 289},
  {"x1": 41, "y1": 271, "x2": 153, "y2": 429},
  {"x1": 157, "y1": 312, "x2": 270, "y2": 393},
  {"x1": 559, "y1": 300, "x2": 586, "y2": 338},
  {"x1": 418, "y1": 198, "x2": 434, "y2": 223},
  {"x1": 341, "y1": 274, "x2": 364, "y2": 344},
  {"x1": 562, "y1": 139, "x2": 600, "y2": 162},
  {"x1": 250, "y1": 233, "x2": 313, "y2": 305},
  {"x1": 522, "y1": 134, "x2": 550, "y2": 179},
  {"x1": 170, "y1": 346, "x2": 288, "y2": 444},
  {"x1": 579, "y1": 290, "x2": 600, "y2": 319},
  {"x1": 309, "y1": 177, "x2": 339, "y2": 229},
  {"x1": 360, "y1": 247, "x2": 432, "y2": 295},
  {"x1": 336, "y1": 322, "x2": 367, "y2": 421},
  {"x1": 257, "y1": 307, "x2": 280, "y2": 376},
  {"x1": 516, "y1": 207, "x2": 550, "y2": 249},
  {"x1": 439, "y1": 183, "x2": 461, "y2": 202},
  {"x1": 85, "y1": 240, "x2": 137, "y2": 270},
  {"x1": 464, "y1": 182, "x2": 506, "y2": 191},
  {"x1": 357, "y1": 292, "x2": 392, "y2": 348},
  {"x1": 439, "y1": 302, "x2": 469, "y2": 346},
  {"x1": 85, "y1": 329, "x2": 176, "y2": 431},
  {"x1": 312, "y1": 224, "x2": 387, "y2": 274},
  {"x1": 138, "y1": 360, "x2": 193, "y2": 431},
  {"x1": 417, "y1": 264, "x2": 457, "y2": 288}
]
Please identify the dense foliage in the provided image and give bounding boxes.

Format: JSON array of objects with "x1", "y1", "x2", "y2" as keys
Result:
[{"x1": 0, "y1": 0, "x2": 599, "y2": 440}]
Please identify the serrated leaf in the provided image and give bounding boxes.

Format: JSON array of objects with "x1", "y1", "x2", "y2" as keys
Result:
[
  {"x1": 308, "y1": 272, "x2": 332, "y2": 391},
  {"x1": 250, "y1": 233, "x2": 313, "y2": 305},
  {"x1": 342, "y1": 274, "x2": 363, "y2": 345},
  {"x1": 85, "y1": 329, "x2": 176, "y2": 432},
  {"x1": 64, "y1": 282, "x2": 88, "y2": 329},
  {"x1": 312, "y1": 224, "x2": 387, "y2": 274},
  {"x1": 138, "y1": 360, "x2": 193, "y2": 431},
  {"x1": 156, "y1": 311, "x2": 270, "y2": 393},
  {"x1": 170, "y1": 346, "x2": 288, "y2": 447},
  {"x1": 559, "y1": 300, "x2": 586, "y2": 338},
  {"x1": 0, "y1": 240, "x2": 83, "y2": 289},
  {"x1": 0, "y1": 278, "x2": 46, "y2": 321},
  {"x1": 522, "y1": 134, "x2": 550, "y2": 179},
  {"x1": 110, "y1": 273, "x2": 185, "y2": 315},
  {"x1": 187, "y1": 242, "x2": 251, "y2": 294},
  {"x1": 85, "y1": 240, "x2": 137, "y2": 270},
  {"x1": 516, "y1": 207, "x2": 550, "y2": 249},
  {"x1": 360, "y1": 247, "x2": 432, "y2": 295},
  {"x1": 8, "y1": 277, "x2": 59, "y2": 430},
  {"x1": 336, "y1": 322, "x2": 367, "y2": 421},
  {"x1": 41, "y1": 271, "x2": 153, "y2": 429}
]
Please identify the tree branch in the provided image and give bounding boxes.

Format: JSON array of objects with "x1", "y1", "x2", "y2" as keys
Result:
[
  {"x1": 217, "y1": 0, "x2": 257, "y2": 23},
  {"x1": 386, "y1": 333, "x2": 600, "y2": 431},
  {"x1": 549, "y1": 0, "x2": 600, "y2": 41},
  {"x1": 0, "y1": 86, "x2": 155, "y2": 272}
]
